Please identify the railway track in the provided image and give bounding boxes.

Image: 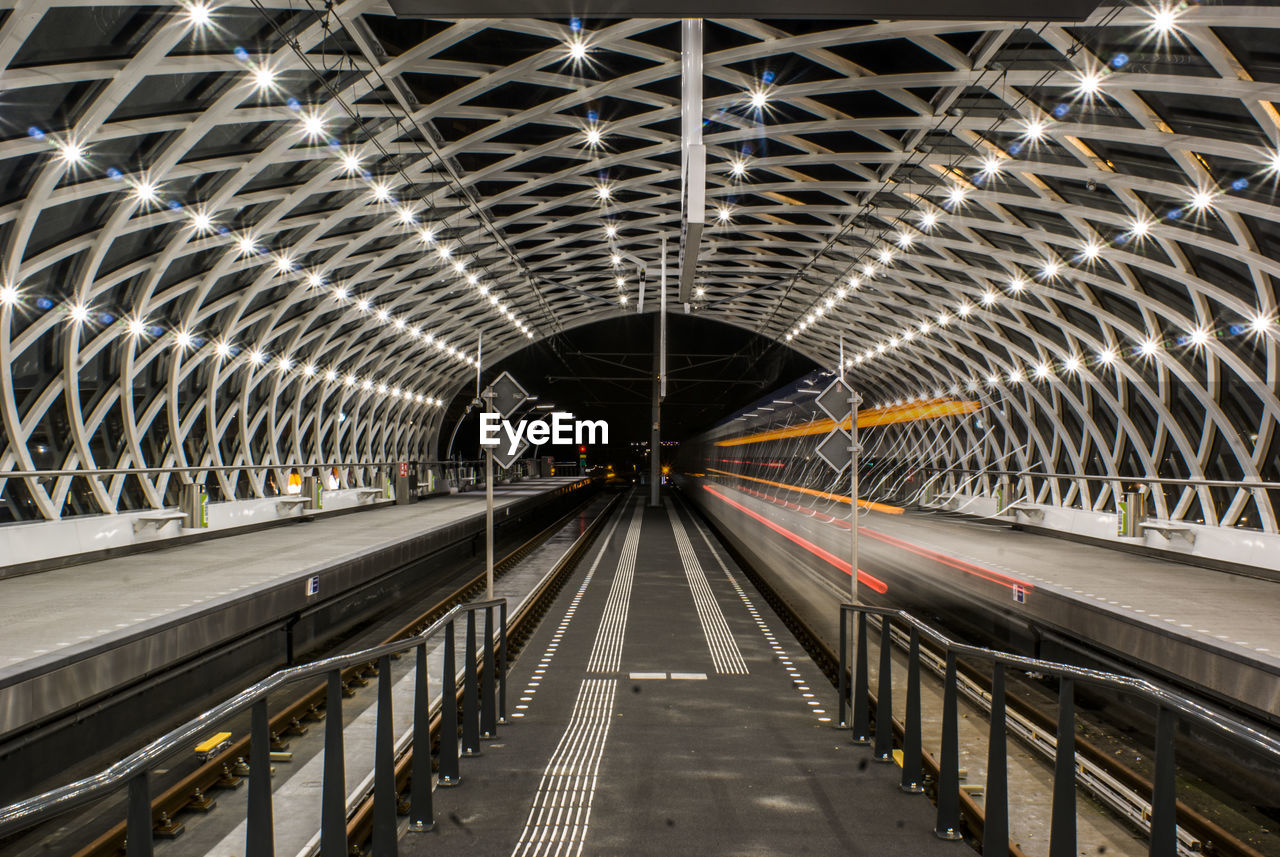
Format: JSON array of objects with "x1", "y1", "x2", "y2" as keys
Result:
[
  {"x1": 65, "y1": 489, "x2": 619, "y2": 857},
  {"x1": 698, "y1": 501, "x2": 1268, "y2": 857}
]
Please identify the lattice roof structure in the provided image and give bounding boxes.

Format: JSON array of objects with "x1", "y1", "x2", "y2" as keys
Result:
[{"x1": 1, "y1": 3, "x2": 1279, "y2": 527}]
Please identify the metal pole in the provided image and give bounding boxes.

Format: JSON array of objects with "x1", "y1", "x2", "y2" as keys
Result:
[
  {"x1": 849, "y1": 384, "x2": 861, "y2": 607},
  {"x1": 873, "y1": 617, "x2": 893, "y2": 762},
  {"x1": 485, "y1": 415, "x2": 494, "y2": 599},
  {"x1": 372, "y1": 656, "x2": 397, "y2": 856},
  {"x1": 649, "y1": 305, "x2": 662, "y2": 507},
  {"x1": 125, "y1": 772, "x2": 153, "y2": 857},
  {"x1": 935, "y1": 650, "x2": 963, "y2": 840},
  {"x1": 438, "y1": 621, "x2": 461, "y2": 786},
  {"x1": 900, "y1": 627, "x2": 924, "y2": 793},
  {"x1": 837, "y1": 607, "x2": 848, "y2": 728},
  {"x1": 851, "y1": 611, "x2": 870, "y2": 744},
  {"x1": 320, "y1": 671, "x2": 346, "y2": 856},
  {"x1": 481, "y1": 606, "x2": 497, "y2": 739},
  {"x1": 462, "y1": 609, "x2": 481, "y2": 755},
  {"x1": 409, "y1": 643, "x2": 434, "y2": 832},
  {"x1": 498, "y1": 601, "x2": 508, "y2": 724},
  {"x1": 246, "y1": 699, "x2": 274, "y2": 857},
  {"x1": 1049, "y1": 677, "x2": 1077, "y2": 857},
  {"x1": 984, "y1": 664, "x2": 1009, "y2": 857}
]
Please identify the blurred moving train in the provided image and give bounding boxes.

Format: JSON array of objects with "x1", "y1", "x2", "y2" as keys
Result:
[{"x1": 674, "y1": 371, "x2": 1280, "y2": 732}]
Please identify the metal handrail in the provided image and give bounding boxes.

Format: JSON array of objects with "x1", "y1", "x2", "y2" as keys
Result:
[
  {"x1": 840, "y1": 603, "x2": 1280, "y2": 759},
  {"x1": 837, "y1": 602, "x2": 1280, "y2": 856},
  {"x1": 902, "y1": 466, "x2": 1280, "y2": 491},
  {"x1": 0, "y1": 597, "x2": 506, "y2": 840},
  {"x1": 0, "y1": 459, "x2": 488, "y2": 480}
]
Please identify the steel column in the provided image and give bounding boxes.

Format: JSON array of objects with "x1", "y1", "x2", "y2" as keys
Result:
[
  {"x1": 125, "y1": 772, "x2": 152, "y2": 857},
  {"x1": 935, "y1": 650, "x2": 962, "y2": 840},
  {"x1": 462, "y1": 609, "x2": 481, "y2": 755},
  {"x1": 851, "y1": 611, "x2": 870, "y2": 744},
  {"x1": 1149, "y1": 707, "x2": 1178, "y2": 857},
  {"x1": 409, "y1": 643, "x2": 434, "y2": 831},
  {"x1": 873, "y1": 617, "x2": 894, "y2": 762},
  {"x1": 1049, "y1": 677, "x2": 1077, "y2": 857},
  {"x1": 481, "y1": 606, "x2": 497, "y2": 739},
  {"x1": 984, "y1": 664, "x2": 1009, "y2": 857},
  {"x1": 900, "y1": 627, "x2": 924, "y2": 793},
  {"x1": 438, "y1": 620, "x2": 461, "y2": 786},
  {"x1": 373, "y1": 655, "x2": 397, "y2": 856},
  {"x1": 320, "y1": 671, "x2": 346, "y2": 856},
  {"x1": 246, "y1": 699, "x2": 274, "y2": 857}
]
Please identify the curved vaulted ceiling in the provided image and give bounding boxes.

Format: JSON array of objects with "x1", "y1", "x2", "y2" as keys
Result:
[{"x1": 1, "y1": 2, "x2": 1279, "y2": 525}]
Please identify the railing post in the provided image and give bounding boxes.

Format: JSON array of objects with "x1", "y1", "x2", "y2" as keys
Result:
[
  {"x1": 320, "y1": 671, "x2": 346, "y2": 857},
  {"x1": 1049, "y1": 676, "x2": 1077, "y2": 857},
  {"x1": 409, "y1": 643, "x2": 434, "y2": 832},
  {"x1": 439, "y1": 620, "x2": 461, "y2": 786},
  {"x1": 984, "y1": 663, "x2": 1009, "y2": 857},
  {"x1": 499, "y1": 600, "x2": 509, "y2": 724},
  {"x1": 1150, "y1": 706, "x2": 1178, "y2": 857},
  {"x1": 935, "y1": 650, "x2": 962, "y2": 840},
  {"x1": 246, "y1": 699, "x2": 274, "y2": 857},
  {"x1": 481, "y1": 606, "x2": 497, "y2": 739},
  {"x1": 873, "y1": 616, "x2": 894, "y2": 762},
  {"x1": 373, "y1": 655, "x2": 397, "y2": 857},
  {"x1": 900, "y1": 627, "x2": 924, "y2": 793},
  {"x1": 462, "y1": 609, "x2": 481, "y2": 755},
  {"x1": 851, "y1": 611, "x2": 870, "y2": 745},
  {"x1": 125, "y1": 771, "x2": 153, "y2": 857},
  {"x1": 837, "y1": 606, "x2": 849, "y2": 728}
]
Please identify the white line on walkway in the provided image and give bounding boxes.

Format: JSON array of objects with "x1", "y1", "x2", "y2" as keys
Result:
[
  {"x1": 687, "y1": 510, "x2": 832, "y2": 723},
  {"x1": 586, "y1": 502, "x2": 643, "y2": 673},
  {"x1": 666, "y1": 500, "x2": 749, "y2": 674},
  {"x1": 513, "y1": 498, "x2": 629, "y2": 719},
  {"x1": 510, "y1": 678, "x2": 617, "y2": 857}
]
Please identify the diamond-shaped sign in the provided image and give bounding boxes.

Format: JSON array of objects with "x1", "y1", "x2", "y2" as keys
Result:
[
  {"x1": 493, "y1": 440, "x2": 529, "y2": 470},
  {"x1": 816, "y1": 376, "x2": 855, "y2": 423},
  {"x1": 816, "y1": 427, "x2": 854, "y2": 473},
  {"x1": 485, "y1": 371, "x2": 529, "y2": 419}
]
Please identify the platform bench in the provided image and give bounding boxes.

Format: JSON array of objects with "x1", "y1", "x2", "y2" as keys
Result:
[
  {"x1": 132, "y1": 511, "x2": 187, "y2": 534},
  {"x1": 1139, "y1": 521, "x2": 1196, "y2": 546},
  {"x1": 1004, "y1": 501, "x2": 1044, "y2": 522}
]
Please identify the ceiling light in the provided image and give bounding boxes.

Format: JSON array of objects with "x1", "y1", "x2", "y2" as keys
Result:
[
  {"x1": 1008, "y1": 368, "x2": 1023, "y2": 383},
  {"x1": 67, "y1": 302, "x2": 90, "y2": 325},
  {"x1": 272, "y1": 253, "x2": 294, "y2": 274},
  {"x1": 978, "y1": 154, "x2": 1004, "y2": 178},
  {"x1": 1128, "y1": 215, "x2": 1153, "y2": 239},
  {"x1": 1145, "y1": 2, "x2": 1185, "y2": 37},
  {"x1": 126, "y1": 316, "x2": 147, "y2": 338},
  {"x1": 981, "y1": 290, "x2": 999, "y2": 307},
  {"x1": 396, "y1": 205, "x2": 416, "y2": 226},
  {"x1": 1187, "y1": 187, "x2": 1216, "y2": 213},
  {"x1": 277, "y1": 355, "x2": 292, "y2": 372},
  {"x1": 1138, "y1": 337, "x2": 1161, "y2": 357},
  {"x1": 958, "y1": 301, "x2": 973, "y2": 317},
  {"x1": 234, "y1": 233, "x2": 258, "y2": 257},
  {"x1": 895, "y1": 231, "x2": 914, "y2": 249},
  {"x1": 1097, "y1": 346, "x2": 1117, "y2": 366},
  {"x1": 215, "y1": 340, "x2": 232, "y2": 359},
  {"x1": 595, "y1": 182, "x2": 613, "y2": 202},
  {"x1": 611, "y1": 253, "x2": 622, "y2": 267},
  {"x1": 1021, "y1": 118, "x2": 1047, "y2": 142},
  {"x1": 303, "y1": 363, "x2": 316, "y2": 376},
  {"x1": 1009, "y1": 274, "x2": 1028, "y2": 292},
  {"x1": 748, "y1": 87, "x2": 770, "y2": 110},
  {"x1": 375, "y1": 308, "x2": 390, "y2": 322},
  {"x1": 1188, "y1": 325, "x2": 1210, "y2": 347},
  {"x1": 180, "y1": 1, "x2": 213, "y2": 28},
  {"x1": 1040, "y1": 259, "x2": 1061, "y2": 279},
  {"x1": 878, "y1": 247, "x2": 895, "y2": 265},
  {"x1": 187, "y1": 208, "x2": 215, "y2": 234},
  {"x1": 249, "y1": 349, "x2": 265, "y2": 365},
  {"x1": 605, "y1": 223, "x2": 618, "y2": 238},
  {"x1": 583, "y1": 125, "x2": 604, "y2": 148},
  {"x1": 249, "y1": 62, "x2": 276, "y2": 92},
  {"x1": 937, "y1": 311, "x2": 951, "y2": 326},
  {"x1": 716, "y1": 205, "x2": 733, "y2": 225},
  {"x1": 416, "y1": 225, "x2": 437, "y2": 245},
  {"x1": 729, "y1": 157, "x2": 749, "y2": 178},
  {"x1": 130, "y1": 179, "x2": 159, "y2": 206},
  {"x1": 945, "y1": 185, "x2": 969, "y2": 207},
  {"x1": 1033, "y1": 362, "x2": 1052, "y2": 380},
  {"x1": 299, "y1": 109, "x2": 327, "y2": 140},
  {"x1": 1247, "y1": 311, "x2": 1274, "y2": 337},
  {"x1": 0, "y1": 283, "x2": 18, "y2": 306},
  {"x1": 565, "y1": 35, "x2": 589, "y2": 63},
  {"x1": 1075, "y1": 69, "x2": 1105, "y2": 98},
  {"x1": 919, "y1": 210, "x2": 939, "y2": 230},
  {"x1": 696, "y1": 286, "x2": 706, "y2": 298},
  {"x1": 1081, "y1": 240, "x2": 1102, "y2": 261},
  {"x1": 370, "y1": 181, "x2": 392, "y2": 203},
  {"x1": 339, "y1": 149, "x2": 363, "y2": 176},
  {"x1": 55, "y1": 138, "x2": 86, "y2": 167}
]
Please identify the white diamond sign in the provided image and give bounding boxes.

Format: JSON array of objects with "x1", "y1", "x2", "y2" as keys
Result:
[
  {"x1": 816, "y1": 376, "x2": 855, "y2": 423},
  {"x1": 816, "y1": 427, "x2": 854, "y2": 473},
  {"x1": 485, "y1": 370, "x2": 529, "y2": 419},
  {"x1": 493, "y1": 439, "x2": 529, "y2": 470}
]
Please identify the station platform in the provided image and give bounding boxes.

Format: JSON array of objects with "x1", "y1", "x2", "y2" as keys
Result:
[
  {"x1": 0, "y1": 477, "x2": 587, "y2": 801},
  {"x1": 414, "y1": 493, "x2": 953, "y2": 856},
  {"x1": 691, "y1": 476, "x2": 1280, "y2": 722}
]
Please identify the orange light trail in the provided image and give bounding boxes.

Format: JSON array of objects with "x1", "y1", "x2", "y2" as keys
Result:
[
  {"x1": 706, "y1": 468, "x2": 904, "y2": 515},
  {"x1": 715, "y1": 398, "x2": 980, "y2": 448}
]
